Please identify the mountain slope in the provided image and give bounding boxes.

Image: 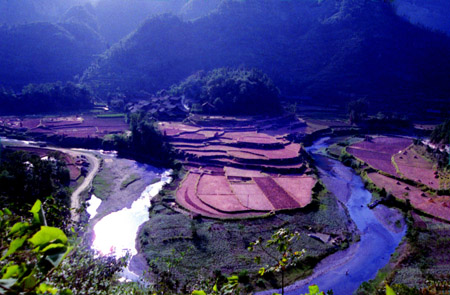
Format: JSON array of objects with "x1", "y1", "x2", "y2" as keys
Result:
[
  {"x1": 82, "y1": 0, "x2": 450, "y2": 113},
  {"x1": 0, "y1": 21, "x2": 105, "y2": 89},
  {"x1": 394, "y1": 0, "x2": 450, "y2": 36}
]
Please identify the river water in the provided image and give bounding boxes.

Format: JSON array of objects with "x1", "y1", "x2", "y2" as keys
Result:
[
  {"x1": 91, "y1": 170, "x2": 172, "y2": 258},
  {"x1": 261, "y1": 137, "x2": 406, "y2": 295}
]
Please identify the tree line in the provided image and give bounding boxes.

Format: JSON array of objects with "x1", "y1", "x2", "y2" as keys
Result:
[{"x1": 0, "y1": 82, "x2": 93, "y2": 116}]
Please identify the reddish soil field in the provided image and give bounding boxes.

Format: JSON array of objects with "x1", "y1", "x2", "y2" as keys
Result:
[
  {"x1": 158, "y1": 122, "x2": 200, "y2": 136},
  {"x1": 347, "y1": 137, "x2": 412, "y2": 177},
  {"x1": 177, "y1": 133, "x2": 207, "y2": 141},
  {"x1": 176, "y1": 173, "x2": 220, "y2": 216},
  {"x1": 197, "y1": 175, "x2": 233, "y2": 195},
  {"x1": 347, "y1": 147, "x2": 398, "y2": 176},
  {"x1": 175, "y1": 168, "x2": 314, "y2": 218},
  {"x1": 224, "y1": 167, "x2": 265, "y2": 177},
  {"x1": 273, "y1": 176, "x2": 316, "y2": 207},
  {"x1": 367, "y1": 172, "x2": 450, "y2": 222},
  {"x1": 228, "y1": 150, "x2": 266, "y2": 160},
  {"x1": 231, "y1": 183, "x2": 273, "y2": 211},
  {"x1": 351, "y1": 137, "x2": 412, "y2": 154},
  {"x1": 3, "y1": 115, "x2": 128, "y2": 138},
  {"x1": 393, "y1": 146, "x2": 439, "y2": 189},
  {"x1": 198, "y1": 194, "x2": 248, "y2": 212},
  {"x1": 176, "y1": 172, "x2": 263, "y2": 218},
  {"x1": 254, "y1": 177, "x2": 300, "y2": 210}
]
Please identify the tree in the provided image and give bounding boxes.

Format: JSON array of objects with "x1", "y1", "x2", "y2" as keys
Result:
[
  {"x1": 169, "y1": 68, "x2": 281, "y2": 116},
  {"x1": 347, "y1": 98, "x2": 369, "y2": 124},
  {"x1": 430, "y1": 118, "x2": 450, "y2": 144},
  {"x1": 248, "y1": 228, "x2": 305, "y2": 295}
]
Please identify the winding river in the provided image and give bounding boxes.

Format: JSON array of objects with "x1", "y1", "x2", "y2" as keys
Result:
[{"x1": 261, "y1": 137, "x2": 406, "y2": 295}]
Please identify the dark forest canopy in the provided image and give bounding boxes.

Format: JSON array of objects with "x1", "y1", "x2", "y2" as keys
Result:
[
  {"x1": 431, "y1": 119, "x2": 450, "y2": 144},
  {"x1": 0, "y1": 21, "x2": 105, "y2": 89},
  {"x1": 0, "y1": 82, "x2": 93, "y2": 115},
  {"x1": 0, "y1": 148, "x2": 71, "y2": 223},
  {"x1": 81, "y1": 0, "x2": 450, "y2": 114},
  {"x1": 168, "y1": 68, "x2": 281, "y2": 115}
]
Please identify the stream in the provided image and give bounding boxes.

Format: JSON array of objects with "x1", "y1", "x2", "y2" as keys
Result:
[{"x1": 261, "y1": 137, "x2": 406, "y2": 295}]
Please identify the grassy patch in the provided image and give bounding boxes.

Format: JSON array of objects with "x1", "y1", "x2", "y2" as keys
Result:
[
  {"x1": 92, "y1": 165, "x2": 114, "y2": 200},
  {"x1": 96, "y1": 113, "x2": 125, "y2": 118},
  {"x1": 120, "y1": 173, "x2": 141, "y2": 190},
  {"x1": 139, "y1": 185, "x2": 357, "y2": 291}
]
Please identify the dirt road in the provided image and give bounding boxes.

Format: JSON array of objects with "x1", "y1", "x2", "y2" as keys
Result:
[
  {"x1": 47, "y1": 147, "x2": 100, "y2": 222},
  {"x1": 0, "y1": 137, "x2": 101, "y2": 222}
]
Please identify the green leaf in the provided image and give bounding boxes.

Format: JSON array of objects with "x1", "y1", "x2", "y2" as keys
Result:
[
  {"x1": 258, "y1": 267, "x2": 265, "y2": 276},
  {"x1": 30, "y1": 200, "x2": 42, "y2": 214},
  {"x1": 308, "y1": 285, "x2": 321, "y2": 295},
  {"x1": 386, "y1": 284, "x2": 396, "y2": 295},
  {"x1": 213, "y1": 283, "x2": 218, "y2": 292},
  {"x1": 1, "y1": 236, "x2": 27, "y2": 260},
  {"x1": 20, "y1": 272, "x2": 37, "y2": 290},
  {"x1": 2, "y1": 265, "x2": 20, "y2": 279},
  {"x1": 30, "y1": 200, "x2": 42, "y2": 224},
  {"x1": 191, "y1": 291, "x2": 207, "y2": 295},
  {"x1": 45, "y1": 246, "x2": 73, "y2": 268},
  {"x1": 41, "y1": 243, "x2": 67, "y2": 253},
  {"x1": 9, "y1": 222, "x2": 30, "y2": 236},
  {"x1": 227, "y1": 275, "x2": 239, "y2": 283},
  {"x1": 4, "y1": 208, "x2": 12, "y2": 216},
  {"x1": 0, "y1": 278, "x2": 17, "y2": 290},
  {"x1": 28, "y1": 226, "x2": 68, "y2": 249},
  {"x1": 37, "y1": 283, "x2": 58, "y2": 294}
]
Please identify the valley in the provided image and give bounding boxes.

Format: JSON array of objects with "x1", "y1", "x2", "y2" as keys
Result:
[{"x1": 1, "y1": 0, "x2": 449, "y2": 294}]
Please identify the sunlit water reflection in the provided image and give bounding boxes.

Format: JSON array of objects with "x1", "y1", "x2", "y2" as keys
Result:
[{"x1": 91, "y1": 170, "x2": 172, "y2": 258}]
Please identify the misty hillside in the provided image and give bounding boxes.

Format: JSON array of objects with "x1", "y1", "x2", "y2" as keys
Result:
[
  {"x1": 81, "y1": 0, "x2": 450, "y2": 112},
  {"x1": 0, "y1": 0, "x2": 83, "y2": 24},
  {"x1": 395, "y1": 0, "x2": 450, "y2": 35},
  {"x1": 0, "y1": 0, "x2": 215, "y2": 45},
  {"x1": 0, "y1": 21, "x2": 105, "y2": 89}
]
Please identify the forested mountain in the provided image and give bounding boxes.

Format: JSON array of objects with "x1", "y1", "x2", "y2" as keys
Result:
[
  {"x1": 0, "y1": 0, "x2": 216, "y2": 47},
  {"x1": 0, "y1": 21, "x2": 105, "y2": 89},
  {"x1": 81, "y1": 0, "x2": 450, "y2": 113},
  {"x1": 93, "y1": 0, "x2": 188, "y2": 44}
]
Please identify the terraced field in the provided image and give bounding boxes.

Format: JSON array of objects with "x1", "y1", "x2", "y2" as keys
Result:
[
  {"x1": 162, "y1": 116, "x2": 317, "y2": 218},
  {"x1": 367, "y1": 172, "x2": 450, "y2": 222},
  {"x1": 345, "y1": 136, "x2": 450, "y2": 222},
  {"x1": 346, "y1": 137, "x2": 412, "y2": 176}
]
